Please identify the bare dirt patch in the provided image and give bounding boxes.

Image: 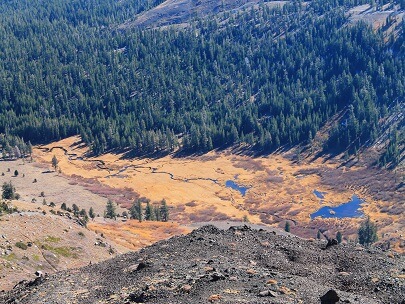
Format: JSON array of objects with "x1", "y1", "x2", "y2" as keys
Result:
[{"x1": 0, "y1": 209, "x2": 123, "y2": 291}]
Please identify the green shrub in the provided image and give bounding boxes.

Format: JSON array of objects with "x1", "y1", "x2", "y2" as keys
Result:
[
  {"x1": 44, "y1": 236, "x2": 61, "y2": 243},
  {"x1": 15, "y1": 241, "x2": 28, "y2": 250}
]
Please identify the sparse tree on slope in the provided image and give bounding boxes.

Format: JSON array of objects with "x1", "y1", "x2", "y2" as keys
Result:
[
  {"x1": 358, "y1": 217, "x2": 378, "y2": 247},
  {"x1": 154, "y1": 205, "x2": 161, "y2": 221},
  {"x1": 160, "y1": 199, "x2": 169, "y2": 222},
  {"x1": 52, "y1": 155, "x2": 59, "y2": 171},
  {"x1": 2, "y1": 182, "x2": 16, "y2": 200},
  {"x1": 130, "y1": 199, "x2": 142, "y2": 222},
  {"x1": 105, "y1": 200, "x2": 116, "y2": 220},
  {"x1": 89, "y1": 207, "x2": 95, "y2": 220},
  {"x1": 72, "y1": 204, "x2": 79, "y2": 216},
  {"x1": 285, "y1": 221, "x2": 290, "y2": 233},
  {"x1": 145, "y1": 201, "x2": 154, "y2": 221}
]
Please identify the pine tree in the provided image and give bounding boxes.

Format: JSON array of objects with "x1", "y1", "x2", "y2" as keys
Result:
[
  {"x1": 89, "y1": 207, "x2": 95, "y2": 220},
  {"x1": 79, "y1": 209, "x2": 87, "y2": 217},
  {"x1": 27, "y1": 141, "x2": 32, "y2": 156},
  {"x1": 2, "y1": 182, "x2": 16, "y2": 200},
  {"x1": 358, "y1": 217, "x2": 378, "y2": 247},
  {"x1": 284, "y1": 221, "x2": 290, "y2": 232},
  {"x1": 72, "y1": 204, "x2": 79, "y2": 216},
  {"x1": 105, "y1": 200, "x2": 116, "y2": 220},
  {"x1": 160, "y1": 199, "x2": 169, "y2": 222},
  {"x1": 145, "y1": 201, "x2": 153, "y2": 221},
  {"x1": 130, "y1": 199, "x2": 142, "y2": 222},
  {"x1": 154, "y1": 205, "x2": 161, "y2": 221},
  {"x1": 52, "y1": 155, "x2": 59, "y2": 171}
]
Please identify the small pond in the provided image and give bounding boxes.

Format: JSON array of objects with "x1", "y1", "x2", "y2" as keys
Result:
[
  {"x1": 226, "y1": 180, "x2": 249, "y2": 196},
  {"x1": 310, "y1": 195, "x2": 364, "y2": 219},
  {"x1": 313, "y1": 189, "x2": 327, "y2": 199}
]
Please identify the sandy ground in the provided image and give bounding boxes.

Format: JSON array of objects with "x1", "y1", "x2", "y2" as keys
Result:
[
  {"x1": 0, "y1": 158, "x2": 114, "y2": 217},
  {"x1": 0, "y1": 208, "x2": 125, "y2": 291}
]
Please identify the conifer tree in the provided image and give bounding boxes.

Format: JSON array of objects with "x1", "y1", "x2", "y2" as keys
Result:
[
  {"x1": 160, "y1": 199, "x2": 169, "y2": 222},
  {"x1": 105, "y1": 200, "x2": 116, "y2": 220},
  {"x1": 89, "y1": 207, "x2": 95, "y2": 220},
  {"x1": 145, "y1": 201, "x2": 154, "y2": 221},
  {"x1": 284, "y1": 221, "x2": 290, "y2": 233},
  {"x1": 130, "y1": 199, "x2": 142, "y2": 222},
  {"x1": 52, "y1": 155, "x2": 59, "y2": 171},
  {"x1": 358, "y1": 217, "x2": 378, "y2": 247}
]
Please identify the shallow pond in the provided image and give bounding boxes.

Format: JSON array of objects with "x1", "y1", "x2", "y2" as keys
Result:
[
  {"x1": 313, "y1": 189, "x2": 327, "y2": 199},
  {"x1": 310, "y1": 195, "x2": 364, "y2": 219},
  {"x1": 226, "y1": 180, "x2": 249, "y2": 196}
]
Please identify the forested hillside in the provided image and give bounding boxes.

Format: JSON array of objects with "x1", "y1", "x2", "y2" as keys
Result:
[{"x1": 0, "y1": 0, "x2": 403, "y2": 166}]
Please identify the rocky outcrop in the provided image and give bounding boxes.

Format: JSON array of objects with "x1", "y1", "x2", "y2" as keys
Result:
[{"x1": 1, "y1": 225, "x2": 404, "y2": 303}]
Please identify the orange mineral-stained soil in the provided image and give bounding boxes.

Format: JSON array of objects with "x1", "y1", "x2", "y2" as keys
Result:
[{"x1": 87, "y1": 220, "x2": 190, "y2": 251}]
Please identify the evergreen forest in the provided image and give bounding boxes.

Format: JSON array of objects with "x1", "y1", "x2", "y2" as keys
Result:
[{"x1": 0, "y1": 0, "x2": 403, "y2": 167}]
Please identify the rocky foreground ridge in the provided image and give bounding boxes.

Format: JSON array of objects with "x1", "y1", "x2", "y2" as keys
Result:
[{"x1": 1, "y1": 225, "x2": 404, "y2": 304}]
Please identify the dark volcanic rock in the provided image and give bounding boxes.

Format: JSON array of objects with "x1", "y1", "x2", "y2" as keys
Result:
[
  {"x1": 320, "y1": 289, "x2": 340, "y2": 303},
  {"x1": 1, "y1": 225, "x2": 404, "y2": 304}
]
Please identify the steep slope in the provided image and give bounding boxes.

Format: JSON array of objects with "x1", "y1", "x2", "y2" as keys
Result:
[
  {"x1": 1, "y1": 225, "x2": 404, "y2": 303},
  {"x1": 120, "y1": 0, "x2": 287, "y2": 29},
  {"x1": 0, "y1": 0, "x2": 403, "y2": 163},
  {"x1": 0, "y1": 210, "x2": 125, "y2": 292}
]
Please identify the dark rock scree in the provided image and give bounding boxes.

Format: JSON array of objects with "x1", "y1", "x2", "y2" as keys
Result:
[{"x1": 1, "y1": 225, "x2": 404, "y2": 303}]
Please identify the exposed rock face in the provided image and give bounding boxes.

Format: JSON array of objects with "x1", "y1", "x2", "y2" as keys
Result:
[
  {"x1": 1, "y1": 225, "x2": 404, "y2": 303},
  {"x1": 320, "y1": 289, "x2": 340, "y2": 304}
]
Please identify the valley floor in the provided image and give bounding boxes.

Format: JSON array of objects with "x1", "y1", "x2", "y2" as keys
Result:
[{"x1": 0, "y1": 135, "x2": 403, "y2": 290}]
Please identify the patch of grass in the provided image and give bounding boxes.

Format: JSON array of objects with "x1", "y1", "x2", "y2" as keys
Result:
[
  {"x1": 3, "y1": 253, "x2": 17, "y2": 261},
  {"x1": 40, "y1": 243, "x2": 78, "y2": 258},
  {"x1": 44, "y1": 236, "x2": 61, "y2": 243},
  {"x1": 52, "y1": 246, "x2": 78, "y2": 258},
  {"x1": 36, "y1": 238, "x2": 79, "y2": 258},
  {"x1": 32, "y1": 254, "x2": 40, "y2": 261},
  {"x1": 15, "y1": 241, "x2": 28, "y2": 250}
]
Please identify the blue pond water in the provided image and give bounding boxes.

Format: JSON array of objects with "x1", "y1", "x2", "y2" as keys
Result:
[
  {"x1": 226, "y1": 180, "x2": 249, "y2": 196},
  {"x1": 310, "y1": 195, "x2": 364, "y2": 219},
  {"x1": 313, "y1": 189, "x2": 327, "y2": 199}
]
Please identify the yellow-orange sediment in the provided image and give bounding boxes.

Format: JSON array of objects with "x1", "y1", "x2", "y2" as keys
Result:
[{"x1": 33, "y1": 136, "x2": 404, "y2": 252}]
